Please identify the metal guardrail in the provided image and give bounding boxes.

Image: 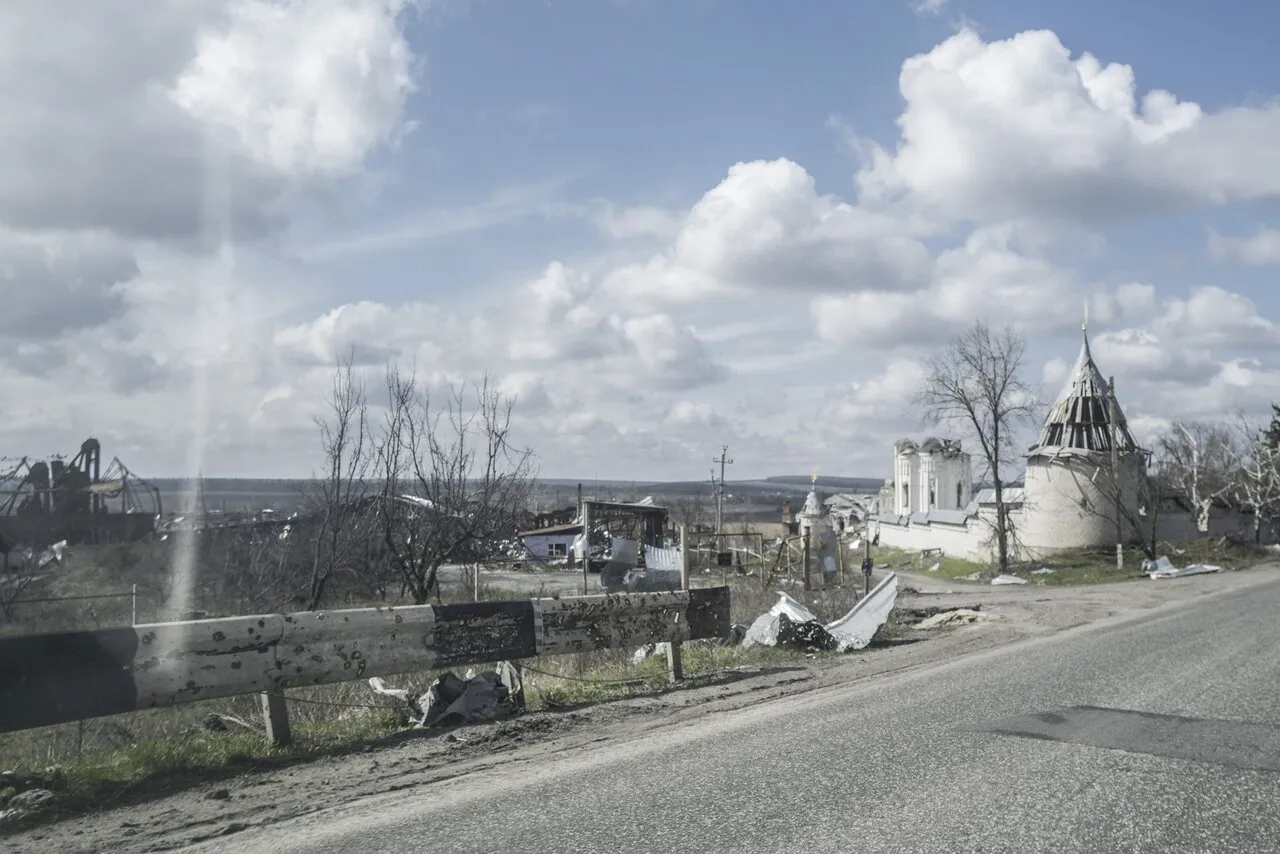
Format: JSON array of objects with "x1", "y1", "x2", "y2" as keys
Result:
[{"x1": 0, "y1": 587, "x2": 731, "y2": 734}]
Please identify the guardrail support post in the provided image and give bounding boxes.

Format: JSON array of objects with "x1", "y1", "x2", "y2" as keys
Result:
[
  {"x1": 261, "y1": 692, "x2": 292, "y2": 747},
  {"x1": 667, "y1": 525, "x2": 689, "y2": 684}
]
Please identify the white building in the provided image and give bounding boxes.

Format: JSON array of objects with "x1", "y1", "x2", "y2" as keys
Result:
[
  {"x1": 889, "y1": 437, "x2": 974, "y2": 516},
  {"x1": 518, "y1": 522, "x2": 581, "y2": 560},
  {"x1": 871, "y1": 328, "x2": 1263, "y2": 562}
]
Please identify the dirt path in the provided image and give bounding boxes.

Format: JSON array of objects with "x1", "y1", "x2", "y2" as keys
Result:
[{"x1": 8, "y1": 563, "x2": 1279, "y2": 854}]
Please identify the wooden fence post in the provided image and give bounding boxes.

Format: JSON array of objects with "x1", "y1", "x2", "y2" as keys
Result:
[
  {"x1": 667, "y1": 525, "x2": 689, "y2": 684},
  {"x1": 261, "y1": 692, "x2": 292, "y2": 747}
]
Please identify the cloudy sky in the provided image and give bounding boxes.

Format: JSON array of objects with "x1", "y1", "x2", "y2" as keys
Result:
[{"x1": 3, "y1": 0, "x2": 1279, "y2": 482}]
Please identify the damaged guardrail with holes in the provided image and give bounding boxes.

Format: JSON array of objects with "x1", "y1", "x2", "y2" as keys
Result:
[{"x1": 0, "y1": 587, "x2": 731, "y2": 735}]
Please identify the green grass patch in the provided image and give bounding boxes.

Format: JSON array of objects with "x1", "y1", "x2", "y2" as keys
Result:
[{"x1": 872, "y1": 546, "x2": 985, "y2": 580}]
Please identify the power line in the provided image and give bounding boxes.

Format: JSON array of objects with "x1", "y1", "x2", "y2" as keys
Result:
[{"x1": 712, "y1": 445, "x2": 733, "y2": 534}]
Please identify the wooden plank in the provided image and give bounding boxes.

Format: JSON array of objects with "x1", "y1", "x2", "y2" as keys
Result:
[
  {"x1": 431, "y1": 600, "x2": 538, "y2": 668},
  {"x1": 0, "y1": 627, "x2": 139, "y2": 732},
  {"x1": 275, "y1": 606, "x2": 436, "y2": 688},
  {"x1": 687, "y1": 586, "x2": 732, "y2": 641},
  {"x1": 131, "y1": 615, "x2": 286, "y2": 707},
  {"x1": 538, "y1": 591, "x2": 689, "y2": 655}
]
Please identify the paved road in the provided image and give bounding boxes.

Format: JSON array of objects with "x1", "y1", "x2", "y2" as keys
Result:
[{"x1": 189, "y1": 576, "x2": 1280, "y2": 853}]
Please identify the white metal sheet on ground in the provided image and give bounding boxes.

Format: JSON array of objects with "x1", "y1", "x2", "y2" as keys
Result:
[
  {"x1": 826, "y1": 572, "x2": 899, "y2": 652},
  {"x1": 742, "y1": 593, "x2": 819, "y2": 647}
]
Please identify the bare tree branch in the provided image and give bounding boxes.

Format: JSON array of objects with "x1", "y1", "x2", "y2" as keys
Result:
[
  {"x1": 914, "y1": 321, "x2": 1039, "y2": 573},
  {"x1": 1156, "y1": 420, "x2": 1238, "y2": 534},
  {"x1": 375, "y1": 368, "x2": 536, "y2": 604}
]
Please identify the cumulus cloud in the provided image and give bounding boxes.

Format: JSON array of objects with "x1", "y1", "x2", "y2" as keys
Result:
[
  {"x1": 0, "y1": 0, "x2": 417, "y2": 243},
  {"x1": 812, "y1": 226, "x2": 1091, "y2": 348},
  {"x1": 4, "y1": 15, "x2": 1280, "y2": 482},
  {"x1": 604, "y1": 158, "x2": 932, "y2": 305},
  {"x1": 856, "y1": 29, "x2": 1280, "y2": 227}
]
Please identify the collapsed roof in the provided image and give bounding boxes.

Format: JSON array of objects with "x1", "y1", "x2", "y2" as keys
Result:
[{"x1": 1030, "y1": 332, "x2": 1139, "y2": 458}]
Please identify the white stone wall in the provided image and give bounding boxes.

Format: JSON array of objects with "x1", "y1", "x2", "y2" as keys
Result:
[
  {"x1": 1016, "y1": 455, "x2": 1148, "y2": 555},
  {"x1": 931, "y1": 454, "x2": 972, "y2": 511},
  {"x1": 874, "y1": 517, "x2": 991, "y2": 563}
]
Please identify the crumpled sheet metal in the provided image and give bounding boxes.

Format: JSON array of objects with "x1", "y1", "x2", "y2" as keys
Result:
[
  {"x1": 743, "y1": 575, "x2": 899, "y2": 653},
  {"x1": 1145, "y1": 556, "x2": 1224, "y2": 579},
  {"x1": 369, "y1": 661, "x2": 524, "y2": 728}
]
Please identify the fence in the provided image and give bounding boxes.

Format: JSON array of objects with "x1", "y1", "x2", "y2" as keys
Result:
[{"x1": 0, "y1": 587, "x2": 731, "y2": 741}]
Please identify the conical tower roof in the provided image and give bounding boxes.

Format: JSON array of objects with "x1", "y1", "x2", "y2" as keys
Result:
[{"x1": 1030, "y1": 331, "x2": 1137, "y2": 456}]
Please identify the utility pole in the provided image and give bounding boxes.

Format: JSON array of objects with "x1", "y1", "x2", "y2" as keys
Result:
[
  {"x1": 1110, "y1": 375, "x2": 1123, "y2": 571},
  {"x1": 712, "y1": 445, "x2": 733, "y2": 535}
]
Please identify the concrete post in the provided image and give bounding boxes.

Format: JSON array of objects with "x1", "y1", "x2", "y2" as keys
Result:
[{"x1": 261, "y1": 692, "x2": 292, "y2": 747}]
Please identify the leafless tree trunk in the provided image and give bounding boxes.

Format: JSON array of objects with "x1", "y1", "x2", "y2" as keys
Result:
[
  {"x1": 376, "y1": 367, "x2": 536, "y2": 605},
  {"x1": 916, "y1": 322, "x2": 1038, "y2": 574},
  {"x1": 303, "y1": 350, "x2": 375, "y2": 610},
  {"x1": 1226, "y1": 411, "x2": 1280, "y2": 544},
  {"x1": 1063, "y1": 449, "x2": 1162, "y2": 560},
  {"x1": 1156, "y1": 420, "x2": 1237, "y2": 534}
]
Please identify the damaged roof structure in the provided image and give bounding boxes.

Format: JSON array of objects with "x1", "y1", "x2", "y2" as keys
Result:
[{"x1": 0, "y1": 438, "x2": 161, "y2": 552}]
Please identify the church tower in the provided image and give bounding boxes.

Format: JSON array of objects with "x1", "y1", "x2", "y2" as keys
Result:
[{"x1": 1017, "y1": 317, "x2": 1147, "y2": 555}]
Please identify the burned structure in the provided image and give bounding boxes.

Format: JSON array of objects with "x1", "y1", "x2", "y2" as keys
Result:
[{"x1": 0, "y1": 438, "x2": 161, "y2": 553}]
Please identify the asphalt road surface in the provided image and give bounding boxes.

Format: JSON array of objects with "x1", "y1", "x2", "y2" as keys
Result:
[{"x1": 187, "y1": 576, "x2": 1280, "y2": 854}]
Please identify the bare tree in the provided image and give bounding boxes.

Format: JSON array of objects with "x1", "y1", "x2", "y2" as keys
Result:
[
  {"x1": 672, "y1": 486, "x2": 710, "y2": 534},
  {"x1": 1226, "y1": 411, "x2": 1280, "y2": 544},
  {"x1": 916, "y1": 322, "x2": 1038, "y2": 574},
  {"x1": 1156, "y1": 420, "x2": 1237, "y2": 534},
  {"x1": 302, "y1": 351, "x2": 375, "y2": 610},
  {"x1": 376, "y1": 368, "x2": 536, "y2": 604}
]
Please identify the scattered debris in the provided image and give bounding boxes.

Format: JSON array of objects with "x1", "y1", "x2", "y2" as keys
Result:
[
  {"x1": 742, "y1": 574, "x2": 900, "y2": 653},
  {"x1": 927, "y1": 562, "x2": 940, "y2": 573},
  {"x1": 1030, "y1": 567, "x2": 1055, "y2": 575},
  {"x1": 201, "y1": 713, "x2": 256, "y2": 734},
  {"x1": 961, "y1": 572, "x2": 982, "y2": 581},
  {"x1": 917, "y1": 608, "x2": 989, "y2": 629},
  {"x1": 0, "y1": 767, "x2": 64, "y2": 795},
  {"x1": 1144, "y1": 556, "x2": 1224, "y2": 579},
  {"x1": 0, "y1": 788, "x2": 56, "y2": 824},
  {"x1": 369, "y1": 662, "x2": 524, "y2": 728},
  {"x1": 991, "y1": 574, "x2": 1028, "y2": 586}
]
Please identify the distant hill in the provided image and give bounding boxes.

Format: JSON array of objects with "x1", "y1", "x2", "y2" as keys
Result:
[{"x1": 762, "y1": 475, "x2": 883, "y2": 492}]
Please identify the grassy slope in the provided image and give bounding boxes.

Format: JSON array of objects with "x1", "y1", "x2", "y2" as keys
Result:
[{"x1": 872, "y1": 538, "x2": 1276, "y2": 586}]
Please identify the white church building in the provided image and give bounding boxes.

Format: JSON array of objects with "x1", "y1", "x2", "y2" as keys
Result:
[{"x1": 872, "y1": 329, "x2": 1260, "y2": 563}]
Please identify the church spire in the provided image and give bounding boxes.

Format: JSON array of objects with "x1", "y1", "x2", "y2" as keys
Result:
[{"x1": 1031, "y1": 313, "x2": 1137, "y2": 456}]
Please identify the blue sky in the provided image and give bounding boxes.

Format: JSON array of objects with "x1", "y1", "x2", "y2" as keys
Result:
[{"x1": 1, "y1": 0, "x2": 1278, "y2": 482}]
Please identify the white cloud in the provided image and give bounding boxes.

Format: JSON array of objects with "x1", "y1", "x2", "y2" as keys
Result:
[
  {"x1": 604, "y1": 158, "x2": 932, "y2": 306},
  {"x1": 3, "y1": 16, "x2": 1280, "y2": 483},
  {"x1": 593, "y1": 204, "x2": 680, "y2": 241},
  {"x1": 912, "y1": 0, "x2": 949, "y2": 15},
  {"x1": 1208, "y1": 227, "x2": 1280, "y2": 265},
  {"x1": 171, "y1": 0, "x2": 418, "y2": 180},
  {"x1": 856, "y1": 29, "x2": 1280, "y2": 227}
]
